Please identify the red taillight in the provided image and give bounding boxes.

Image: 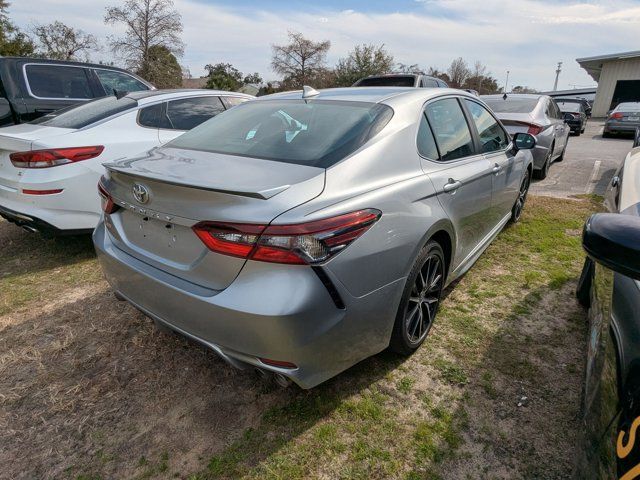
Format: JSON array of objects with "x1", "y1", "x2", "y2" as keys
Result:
[
  {"x1": 526, "y1": 124, "x2": 543, "y2": 135},
  {"x1": 98, "y1": 180, "x2": 119, "y2": 214},
  {"x1": 10, "y1": 146, "x2": 104, "y2": 168},
  {"x1": 192, "y1": 209, "x2": 381, "y2": 265},
  {"x1": 259, "y1": 358, "x2": 298, "y2": 369},
  {"x1": 22, "y1": 188, "x2": 63, "y2": 195},
  {"x1": 610, "y1": 112, "x2": 623, "y2": 120}
]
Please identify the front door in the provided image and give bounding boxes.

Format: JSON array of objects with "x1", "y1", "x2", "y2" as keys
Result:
[{"x1": 463, "y1": 98, "x2": 524, "y2": 220}]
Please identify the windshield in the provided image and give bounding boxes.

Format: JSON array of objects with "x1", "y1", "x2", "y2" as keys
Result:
[
  {"x1": 356, "y1": 76, "x2": 415, "y2": 87},
  {"x1": 168, "y1": 99, "x2": 394, "y2": 168},
  {"x1": 31, "y1": 96, "x2": 137, "y2": 129},
  {"x1": 558, "y1": 103, "x2": 581, "y2": 112},
  {"x1": 482, "y1": 97, "x2": 539, "y2": 114}
]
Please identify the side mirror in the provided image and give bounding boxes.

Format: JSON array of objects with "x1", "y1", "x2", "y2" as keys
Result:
[
  {"x1": 634, "y1": 127, "x2": 640, "y2": 148},
  {"x1": 512, "y1": 132, "x2": 536, "y2": 150},
  {"x1": 582, "y1": 213, "x2": 640, "y2": 281}
]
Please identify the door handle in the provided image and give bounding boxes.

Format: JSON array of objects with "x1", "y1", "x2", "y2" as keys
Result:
[
  {"x1": 443, "y1": 179, "x2": 462, "y2": 193},
  {"x1": 492, "y1": 163, "x2": 502, "y2": 174}
]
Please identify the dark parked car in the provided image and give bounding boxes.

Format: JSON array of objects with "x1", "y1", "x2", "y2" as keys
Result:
[
  {"x1": 604, "y1": 102, "x2": 640, "y2": 138},
  {"x1": 555, "y1": 97, "x2": 592, "y2": 117},
  {"x1": 557, "y1": 101, "x2": 587, "y2": 135},
  {"x1": 353, "y1": 74, "x2": 448, "y2": 88},
  {"x1": 575, "y1": 146, "x2": 640, "y2": 478},
  {"x1": 0, "y1": 57, "x2": 153, "y2": 126}
]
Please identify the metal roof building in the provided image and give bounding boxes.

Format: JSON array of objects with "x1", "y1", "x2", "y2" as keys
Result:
[{"x1": 577, "y1": 50, "x2": 640, "y2": 117}]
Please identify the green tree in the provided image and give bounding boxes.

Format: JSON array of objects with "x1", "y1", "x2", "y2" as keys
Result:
[
  {"x1": 138, "y1": 45, "x2": 182, "y2": 88},
  {"x1": 0, "y1": 1, "x2": 34, "y2": 56},
  {"x1": 204, "y1": 63, "x2": 243, "y2": 91},
  {"x1": 271, "y1": 31, "x2": 330, "y2": 88},
  {"x1": 32, "y1": 21, "x2": 97, "y2": 61},
  {"x1": 334, "y1": 43, "x2": 394, "y2": 87}
]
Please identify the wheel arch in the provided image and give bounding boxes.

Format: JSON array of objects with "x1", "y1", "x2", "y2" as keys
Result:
[{"x1": 412, "y1": 219, "x2": 456, "y2": 279}]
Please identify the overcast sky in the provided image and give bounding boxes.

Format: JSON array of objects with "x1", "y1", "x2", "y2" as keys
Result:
[{"x1": 10, "y1": 0, "x2": 640, "y2": 91}]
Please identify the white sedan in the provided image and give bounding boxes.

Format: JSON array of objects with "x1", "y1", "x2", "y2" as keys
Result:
[{"x1": 0, "y1": 89, "x2": 253, "y2": 235}]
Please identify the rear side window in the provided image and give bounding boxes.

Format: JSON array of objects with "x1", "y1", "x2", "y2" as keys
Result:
[
  {"x1": 165, "y1": 96, "x2": 226, "y2": 130},
  {"x1": 137, "y1": 103, "x2": 170, "y2": 129},
  {"x1": 24, "y1": 64, "x2": 92, "y2": 99},
  {"x1": 422, "y1": 78, "x2": 438, "y2": 88},
  {"x1": 222, "y1": 96, "x2": 249, "y2": 108},
  {"x1": 33, "y1": 96, "x2": 137, "y2": 129},
  {"x1": 95, "y1": 69, "x2": 148, "y2": 94},
  {"x1": 417, "y1": 114, "x2": 439, "y2": 160},
  {"x1": 168, "y1": 99, "x2": 394, "y2": 168},
  {"x1": 425, "y1": 98, "x2": 475, "y2": 161},
  {"x1": 464, "y1": 100, "x2": 509, "y2": 153}
]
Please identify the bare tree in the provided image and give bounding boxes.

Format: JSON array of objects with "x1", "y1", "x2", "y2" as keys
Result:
[
  {"x1": 447, "y1": 57, "x2": 470, "y2": 88},
  {"x1": 32, "y1": 21, "x2": 97, "y2": 61},
  {"x1": 271, "y1": 31, "x2": 330, "y2": 88},
  {"x1": 396, "y1": 63, "x2": 422, "y2": 74},
  {"x1": 104, "y1": 0, "x2": 184, "y2": 73},
  {"x1": 334, "y1": 43, "x2": 394, "y2": 87}
]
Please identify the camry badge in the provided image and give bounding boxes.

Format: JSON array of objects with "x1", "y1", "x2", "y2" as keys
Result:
[{"x1": 132, "y1": 183, "x2": 150, "y2": 204}]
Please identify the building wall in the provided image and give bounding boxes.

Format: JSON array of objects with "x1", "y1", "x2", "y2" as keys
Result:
[{"x1": 592, "y1": 58, "x2": 640, "y2": 116}]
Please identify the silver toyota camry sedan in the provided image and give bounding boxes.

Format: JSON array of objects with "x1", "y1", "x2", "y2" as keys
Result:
[{"x1": 94, "y1": 87, "x2": 535, "y2": 388}]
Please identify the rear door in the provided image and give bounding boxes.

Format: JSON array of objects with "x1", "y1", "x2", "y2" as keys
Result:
[
  {"x1": 158, "y1": 96, "x2": 227, "y2": 143},
  {"x1": 420, "y1": 97, "x2": 494, "y2": 267},
  {"x1": 21, "y1": 64, "x2": 95, "y2": 121},
  {"x1": 462, "y1": 98, "x2": 521, "y2": 221},
  {"x1": 547, "y1": 99, "x2": 568, "y2": 154}
]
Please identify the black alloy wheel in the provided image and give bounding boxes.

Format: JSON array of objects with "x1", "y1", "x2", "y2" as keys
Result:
[
  {"x1": 390, "y1": 241, "x2": 445, "y2": 355},
  {"x1": 511, "y1": 171, "x2": 531, "y2": 223}
]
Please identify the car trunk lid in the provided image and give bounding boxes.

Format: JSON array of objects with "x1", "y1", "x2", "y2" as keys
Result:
[{"x1": 103, "y1": 146, "x2": 326, "y2": 291}]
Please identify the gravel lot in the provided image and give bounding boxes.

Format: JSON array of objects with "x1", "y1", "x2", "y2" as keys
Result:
[{"x1": 530, "y1": 119, "x2": 634, "y2": 198}]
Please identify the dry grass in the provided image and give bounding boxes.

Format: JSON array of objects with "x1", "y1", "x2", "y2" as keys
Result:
[{"x1": 0, "y1": 195, "x2": 601, "y2": 479}]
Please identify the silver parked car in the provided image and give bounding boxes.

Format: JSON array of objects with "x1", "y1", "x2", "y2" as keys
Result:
[
  {"x1": 604, "y1": 102, "x2": 640, "y2": 137},
  {"x1": 481, "y1": 94, "x2": 570, "y2": 179},
  {"x1": 93, "y1": 87, "x2": 535, "y2": 388}
]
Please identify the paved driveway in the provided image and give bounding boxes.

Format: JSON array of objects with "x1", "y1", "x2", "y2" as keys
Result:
[{"x1": 530, "y1": 119, "x2": 634, "y2": 198}]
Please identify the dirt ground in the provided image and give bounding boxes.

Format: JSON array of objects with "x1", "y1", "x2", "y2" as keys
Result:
[{"x1": 0, "y1": 195, "x2": 595, "y2": 479}]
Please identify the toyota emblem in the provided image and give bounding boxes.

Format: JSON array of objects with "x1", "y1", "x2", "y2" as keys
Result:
[{"x1": 132, "y1": 183, "x2": 150, "y2": 204}]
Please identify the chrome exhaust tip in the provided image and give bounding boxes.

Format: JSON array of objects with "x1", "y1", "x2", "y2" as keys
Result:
[{"x1": 274, "y1": 372, "x2": 292, "y2": 388}]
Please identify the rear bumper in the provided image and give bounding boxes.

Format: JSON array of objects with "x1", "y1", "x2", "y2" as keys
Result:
[
  {"x1": 93, "y1": 222, "x2": 404, "y2": 388},
  {"x1": 604, "y1": 121, "x2": 640, "y2": 133},
  {"x1": 0, "y1": 203, "x2": 92, "y2": 235},
  {"x1": 0, "y1": 169, "x2": 101, "y2": 231}
]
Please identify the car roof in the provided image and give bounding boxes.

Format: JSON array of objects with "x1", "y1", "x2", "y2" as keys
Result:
[
  {"x1": 128, "y1": 89, "x2": 254, "y2": 104},
  {"x1": 259, "y1": 86, "x2": 473, "y2": 104}
]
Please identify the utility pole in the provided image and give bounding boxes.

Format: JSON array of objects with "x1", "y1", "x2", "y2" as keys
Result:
[
  {"x1": 504, "y1": 70, "x2": 510, "y2": 93},
  {"x1": 553, "y1": 62, "x2": 563, "y2": 91}
]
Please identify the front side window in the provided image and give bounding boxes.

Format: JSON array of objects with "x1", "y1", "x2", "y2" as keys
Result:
[
  {"x1": 168, "y1": 99, "x2": 394, "y2": 168},
  {"x1": 165, "y1": 96, "x2": 226, "y2": 130},
  {"x1": 464, "y1": 100, "x2": 509, "y2": 153},
  {"x1": 95, "y1": 69, "x2": 148, "y2": 94},
  {"x1": 425, "y1": 98, "x2": 475, "y2": 161},
  {"x1": 25, "y1": 64, "x2": 92, "y2": 99}
]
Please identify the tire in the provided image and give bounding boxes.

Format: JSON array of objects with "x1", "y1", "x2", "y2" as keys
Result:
[
  {"x1": 534, "y1": 149, "x2": 551, "y2": 180},
  {"x1": 576, "y1": 257, "x2": 594, "y2": 308},
  {"x1": 510, "y1": 170, "x2": 531, "y2": 223},
  {"x1": 390, "y1": 241, "x2": 445, "y2": 355},
  {"x1": 556, "y1": 142, "x2": 567, "y2": 162},
  {"x1": 575, "y1": 130, "x2": 581, "y2": 137},
  {"x1": 603, "y1": 131, "x2": 611, "y2": 138}
]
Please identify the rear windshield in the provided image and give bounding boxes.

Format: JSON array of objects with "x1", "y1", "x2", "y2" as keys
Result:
[
  {"x1": 356, "y1": 76, "x2": 415, "y2": 87},
  {"x1": 167, "y1": 99, "x2": 394, "y2": 168},
  {"x1": 31, "y1": 96, "x2": 137, "y2": 129},
  {"x1": 616, "y1": 103, "x2": 640, "y2": 112},
  {"x1": 482, "y1": 97, "x2": 539, "y2": 114},
  {"x1": 558, "y1": 103, "x2": 581, "y2": 112}
]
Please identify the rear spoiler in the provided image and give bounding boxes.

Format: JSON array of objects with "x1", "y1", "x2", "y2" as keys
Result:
[{"x1": 104, "y1": 164, "x2": 291, "y2": 200}]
